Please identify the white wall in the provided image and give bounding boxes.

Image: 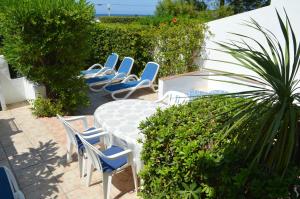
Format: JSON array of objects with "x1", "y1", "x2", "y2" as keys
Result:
[
  {"x1": 0, "y1": 56, "x2": 38, "y2": 107},
  {"x1": 202, "y1": 0, "x2": 300, "y2": 92},
  {"x1": 158, "y1": 71, "x2": 208, "y2": 98}
]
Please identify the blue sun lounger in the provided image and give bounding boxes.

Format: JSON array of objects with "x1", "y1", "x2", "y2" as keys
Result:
[
  {"x1": 0, "y1": 166, "x2": 25, "y2": 199},
  {"x1": 81, "y1": 53, "x2": 119, "y2": 79},
  {"x1": 85, "y1": 57, "x2": 134, "y2": 92},
  {"x1": 103, "y1": 62, "x2": 159, "y2": 100}
]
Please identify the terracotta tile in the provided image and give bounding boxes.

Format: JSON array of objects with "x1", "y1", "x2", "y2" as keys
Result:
[{"x1": 55, "y1": 169, "x2": 82, "y2": 193}]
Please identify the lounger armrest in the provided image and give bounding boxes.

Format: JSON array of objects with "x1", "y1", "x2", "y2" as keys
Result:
[
  {"x1": 82, "y1": 131, "x2": 108, "y2": 140},
  {"x1": 112, "y1": 72, "x2": 126, "y2": 80},
  {"x1": 100, "y1": 69, "x2": 116, "y2": 76},
  {"x1": 122, "y1": 74, "x2": 139, "y2": 82},
  {"x1": 136, "y1": 79, "x2": 151, "y2": 87},
  {"x1": 101, "y1": 149, "x2": 132, "y2": 160},
  {"x1": 88, "y1": 63, "x2": 104, "y2": 70},
  {"x1": 64, "y1": 116, "x2": 88, "y2": 130},
  {"x1": 92, "y1": 67, "x2": 111, "y2": 78}
]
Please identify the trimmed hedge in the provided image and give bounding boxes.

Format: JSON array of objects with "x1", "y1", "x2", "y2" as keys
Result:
[
  {"x1": 139, "y1": 96, "x2": 300, "y2": 198},
  {"x1": 89, "y1": 19, "x2": 206, "y2": 78}
]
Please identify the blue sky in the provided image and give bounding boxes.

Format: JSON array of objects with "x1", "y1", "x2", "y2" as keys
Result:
[{"x1": 89, "y1": 0, "x2": 160, "y2": 15}]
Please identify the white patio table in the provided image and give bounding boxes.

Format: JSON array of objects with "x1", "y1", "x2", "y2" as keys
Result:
[{"x1": 94, "y1": 99, "x2": 166, "y2": 173}]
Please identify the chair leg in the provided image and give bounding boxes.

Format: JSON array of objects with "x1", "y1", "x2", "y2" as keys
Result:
[
  {"x1": 86, "y1": 160, "x2": 94, "y2": 187},
  {"x1": 66, "y1": 142, "x2": 73, "y2": 163},
  {"x1": 131, "y1": 164, "x2": 138, "y2": 192},
  {"x1": 82, "y1": 156, "x2": 87, "y2": 178},
  {"x1": 78, "y1": 154, "x2": 83, "y2": 178},
  {"x1": 103, "y1": 172, "x2": 112, "y2": 199}
]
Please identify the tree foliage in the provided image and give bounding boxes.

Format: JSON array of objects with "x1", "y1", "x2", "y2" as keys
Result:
[
  {"x1": 155, "y1": 0, "x2": 207, "y2": 17},
  {"x1": 1, "y1": 0, "x2": 94, "y2": 115},
  {"x1": 227, "y1": 0, "x2": 271, "y2": 13}
]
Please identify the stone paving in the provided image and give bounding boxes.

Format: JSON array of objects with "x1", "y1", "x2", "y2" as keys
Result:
[{"x1": 0, "y1": 90, "x2": 157, "y2": 199}]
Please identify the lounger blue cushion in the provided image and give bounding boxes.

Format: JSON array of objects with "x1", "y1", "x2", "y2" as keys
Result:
[
  {"x1": 100, "y1": 145, "x2": 128, "y2": 173},
  {"x1": 85, "y1": 75, "x2": 115, "y2": 84},
  {"x1": 105, "y1": 80, "x2": 145, "y2": 92},
  {"x1": 85, "y1": 74, "x2": 126, "y2": 84},
  {"x1": 141, "y1": 62, "x2": 159, "y2": 81},
  {"x1": 81, "y1": 69, "x2": 101, "y2": 75},
  {"x1": 0, "y1": 167, "x2": 14, "y2": 199}
]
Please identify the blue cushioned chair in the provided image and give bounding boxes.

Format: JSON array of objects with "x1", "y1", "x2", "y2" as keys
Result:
[
  {"x1": 86, "y1": 57, "x2": 134, "y2": 92},
  {"x1": 0, "y1": 166, "x2": 24, "y2": 199},
  {"x1": 81, "y1": 53, "x2": 119, "y2": 79},
  {"x1": 103, "y1": 62, "x2": 160, "y2": 100},
  {"x1": 57, "y1": 115, "x2": 107, "y2": 179},
  {"x1": 77, "y1": 134, "x2": 138, "y2": 199}
]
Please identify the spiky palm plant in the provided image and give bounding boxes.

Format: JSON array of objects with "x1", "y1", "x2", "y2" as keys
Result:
[{"x1": 214, "y1": 10, "x2": 300, "y2": 175}]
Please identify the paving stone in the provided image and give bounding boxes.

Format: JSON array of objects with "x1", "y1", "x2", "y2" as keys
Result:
[
  {"x1": 8, "y1": 150, "x2": 42, "y2": 170},
  {"x1": 3, "y1": 142, "x2": 36, "y2": 157},
  {"x1": 45, "y1": 157, "x2": 78, "y2": 177},
  {"x1": 15, "y1": 163, "x2": 53, "y2": 189},
  {"x1": 22, "y1": 180, "x2": 65, "y2": 199},
  {"x1": 0, "y1": 146, "x2": 7, "y2": 161}
]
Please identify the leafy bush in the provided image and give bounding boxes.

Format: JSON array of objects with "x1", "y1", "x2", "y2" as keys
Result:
[
  {"x1": 32, "y1": 98, "x2": 63, "y2": 117},
  {"x1": 1, "y1": 0, "x2": 94, "y2": 115},
  {"x1": 153, "y1": 20, "x2": 205, "y2": 77},
  {"x1": 139, "y1": 96, "x2": 300, "y2": 198},
  {"x1": 89, "y1": 19, "x2": 206, "y2": 78}
]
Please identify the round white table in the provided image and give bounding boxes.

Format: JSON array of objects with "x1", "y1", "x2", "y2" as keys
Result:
[{"x1": 94, "y1": 99, "x2": 165, "y2": 173}]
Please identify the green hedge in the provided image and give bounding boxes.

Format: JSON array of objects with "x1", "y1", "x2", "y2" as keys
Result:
[
  {"x1": 89, "y1": 19, "x2": 206, "y2": 78},
  {"x1": 99, "y1": 16, "x2": 141, "y2": 24},
  {"x1": 89, "y1": 23, "x2": 154, "y2": 76},
  {"x1": 1, "y1": 0, "x2": 94, "y2": 115},
  {"x1": 139, "y1": 96, "x2": 300, "y2": 198}
]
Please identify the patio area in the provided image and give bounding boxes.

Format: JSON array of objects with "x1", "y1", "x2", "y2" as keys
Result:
[{"x1": 0, "y1": 90, "x2": 157, "y2": 199}]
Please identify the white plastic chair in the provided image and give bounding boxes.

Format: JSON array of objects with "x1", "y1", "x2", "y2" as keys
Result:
[
  {"x1": 57, "y1": 115, "x2": 105, "y2": 178},
  {"x1": 156, "y1": 91, "x2": 189, "y2": 106},
  {"x1": 77, "y1": 134, "x2": 138, "y2": 199}
]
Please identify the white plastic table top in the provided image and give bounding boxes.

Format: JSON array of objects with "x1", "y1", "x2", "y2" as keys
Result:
[{"x1": 94, "y1": 99, "x2": 166, "y2": 172}]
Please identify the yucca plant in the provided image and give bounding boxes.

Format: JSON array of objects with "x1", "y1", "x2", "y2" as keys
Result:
[{"x1": 213, "y1": 10, "x2": 300, "y2": 175}]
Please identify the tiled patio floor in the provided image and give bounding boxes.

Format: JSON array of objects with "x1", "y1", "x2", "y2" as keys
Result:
[{"x1": 0, "y1": 90, "x2": 157, "y2": 199}]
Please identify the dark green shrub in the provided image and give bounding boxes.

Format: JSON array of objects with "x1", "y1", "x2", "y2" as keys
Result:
[
  {"x1": 100, "y1": 16, "x2": 141, "y2": 24},
  {"x1": 139, "y1": 96, "x2": 300, "y2": 198},
  {"x1": 1, "y1": 0, "x2": 94, "y2": 115}
]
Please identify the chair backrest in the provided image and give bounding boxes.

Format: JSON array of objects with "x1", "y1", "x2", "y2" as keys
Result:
[
  {"x1": 117, "y1": 57, "x2": 134, "y2": 75},
  {"x1": 104, "y1": 53, "x2": 119, "y2": 69},
  {"x1": 140, "y1": 62, "x2": 160, "y2": 82},
  {"x1": 77, "y1": 134, "x2": 104, "y2": 172},
  {"x1": 164, "y1": 91, "x2": 189, "y2": 106},
  {"x1": 56, "y1": 115, "x2": 79, "y2": 147}
]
